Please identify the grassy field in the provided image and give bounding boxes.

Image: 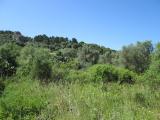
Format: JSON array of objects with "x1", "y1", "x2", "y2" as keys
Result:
[{"x1": 0, "y1": 79, "x2": 159, "y2": 120}]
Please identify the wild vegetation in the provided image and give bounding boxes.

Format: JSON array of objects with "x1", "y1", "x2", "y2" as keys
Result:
[{"x1": 0, "y1": 30, "x2": 159, "y2": 120}]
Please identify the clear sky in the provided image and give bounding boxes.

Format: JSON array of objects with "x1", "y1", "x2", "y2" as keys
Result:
[{"x1": 0, "y1": 0, "x2": 160, "y2": 50}]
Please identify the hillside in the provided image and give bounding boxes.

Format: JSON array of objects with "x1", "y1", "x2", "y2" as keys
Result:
[{"x1": 0, "y1": 30, "x2": 159, "y2": 120}]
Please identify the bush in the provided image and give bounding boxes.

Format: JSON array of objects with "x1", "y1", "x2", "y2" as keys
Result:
[
  {"x1": 16, "y1": 45, "x2": 36, "y2": 77},
  {"x1": 17, "y1": 46, "x2": 52, "y2": 81},
  {"x1": 118, "y1": 68, "x2": 136, "y2": 84},
  {"x1": 52, "y1": 67, "x2": 68, "y2": 83},
  {"x1": 31, "y1": 49, "x2": 52, "y2": 81},
  {"x1": 0, "y1": 43, "x2": 20, "y2": 77},
  {"x1": 88, "y1": 64, "x2": 118, "y2": 83},
  {"x1": 87, "y1": 64, "x2": 135, "y2": 84},
  {"x1": 59, "y1": 48, "x2": 77, "y2": 62},
  {"x1": 141, "y1": 43, "x2": 160, "y2": 89},
  {"x1": 51, "y1": 60, "x2": 81, "y2": 83},
  {"x1": 55, "y1": 60, "x2": 81, "y2": 70},
  {"x1": 32, "y1": 59, "x2": 52, "y2": 81},
  {"x1": 77, "y1": 45, "x2": 99, "y2": 68}
]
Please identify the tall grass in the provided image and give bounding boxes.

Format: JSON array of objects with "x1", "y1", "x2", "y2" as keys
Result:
[{"x1": 0, "y1": 80, "x2": 159, "y2": 120}]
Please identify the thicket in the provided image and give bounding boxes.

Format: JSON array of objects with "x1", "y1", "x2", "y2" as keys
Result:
[
  {"x1": 87, "y1": 64, "x2": 136, "y2": 83},
  {"x1": 0, "y1": 31, "x2": 160, "y2": 119},
  {"x1": 140, "y1": 43, "x2": 160, "y2": 89},
  {"x1": 0, "y1": 43, "x2": 20, "y2": 77},
  {"x1": 16, "y1": 45, "x2": 52, "y2": 81},
  {"x1": 0, "y1": 31, "x2": 157, "y2": 84}
]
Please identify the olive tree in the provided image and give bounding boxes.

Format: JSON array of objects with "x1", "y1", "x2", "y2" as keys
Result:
[{"x1": 120, "y1": 40, "x2": 153, "y2": 73}]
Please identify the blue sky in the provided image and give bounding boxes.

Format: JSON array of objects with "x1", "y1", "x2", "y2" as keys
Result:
[{"x1": 0, "y1": 0, "x2": 160, "y2": 50}]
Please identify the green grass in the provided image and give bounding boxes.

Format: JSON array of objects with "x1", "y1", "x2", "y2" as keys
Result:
[{"x1": 0, "y1": 80, "x2": 160, "y2": 120}]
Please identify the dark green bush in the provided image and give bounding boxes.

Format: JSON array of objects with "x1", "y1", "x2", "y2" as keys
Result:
[
  {"x1": 31, "y1": 49, "x2": 52, "y2": 81},
  {"x1": 32, "y1": 59, "x2": 52, "y2": 81},
  {"x1": 0, "y1": 43, "x2": 20, "y2": 77}
]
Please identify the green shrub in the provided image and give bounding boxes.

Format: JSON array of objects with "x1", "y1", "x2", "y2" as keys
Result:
[
  {"x1": 17, "y1": 45, "x2": 52, "y2": 81},
  {"x1": 16, "y1": 45, "x2": 36, "y2": 77},
  {"x1": 118, "y1": 68, "x2": 135, "y2": 84},
  {"x1": 31, "y1": 49, "x2": 52, "y2": 81},
  {"x1": 51, "y1": 60, "x2": 81, "y2": 83},
  {"x1": 141, "y1": 43, "x2": 160, "y2": 88},
  {"x1": 141, "y1": 70, "x2": 160, "y2": 90},
  {"x1": 89, "y1": 65, "x2": 118, "y2": 82},
  {"x1": 77, "y1": 45, "x2": 100, "y2": 68},
  {"x1": 0, "y1": 43, "x2": 20, "y2": 77},
  {"x1": 87, "y1": 64, "x2": 135, "y2": 84},
  {"x1": 52, "y1": 67, "x2": 68, "y2": 83},
  {"x1": 88, "y1": 64, "x2": 118, "y2": 83},
  {"x1": 58, "y1": 60, "x2": 81, "y2": 70}
]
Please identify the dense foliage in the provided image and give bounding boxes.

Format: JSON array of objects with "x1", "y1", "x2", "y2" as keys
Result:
[
  {"x1": 87, "y1": 64, "x2": 135, "y2": 83},
  {"x1": 120, "y1": 41, "x2": 153, "y2": 73},
  {"x1": 0, "y1": 30, "x2": 159, "y2": 119},
  {"x1": 0, "y1": 43, "x2": 20, "y2": 77}
]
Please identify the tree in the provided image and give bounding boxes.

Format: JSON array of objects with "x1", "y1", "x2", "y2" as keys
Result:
[
  {"x1": 71, "y1": 38, "x2": 79, "y2": 49},
  {"x1": 16, "y1": 36, "x2": 32, "y2": 46},
  {"x1": 98, "y1": 50, "x2": 118, "y2": 65},
  {"x1": 34, "y1": 34, "x2": 49, "y2": 44},
  {"x1": 0, "y1": 31, "x2": 15, "y2": 45},
  {"x1": 142, "y1": 43, "x2": 160, "y2": 87},
  {"x1": 58, "y1": 48, "x2": 77, "y2": 62},
  {"x1": 120, "y1": 40, "x2": 153, "y2": 73},
  {"x1": 146, "y1": 43, "x2": 160, "y2": 75},
  {"x1": 77, "y1": 45, "x2": 99, "y2": 68}
]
